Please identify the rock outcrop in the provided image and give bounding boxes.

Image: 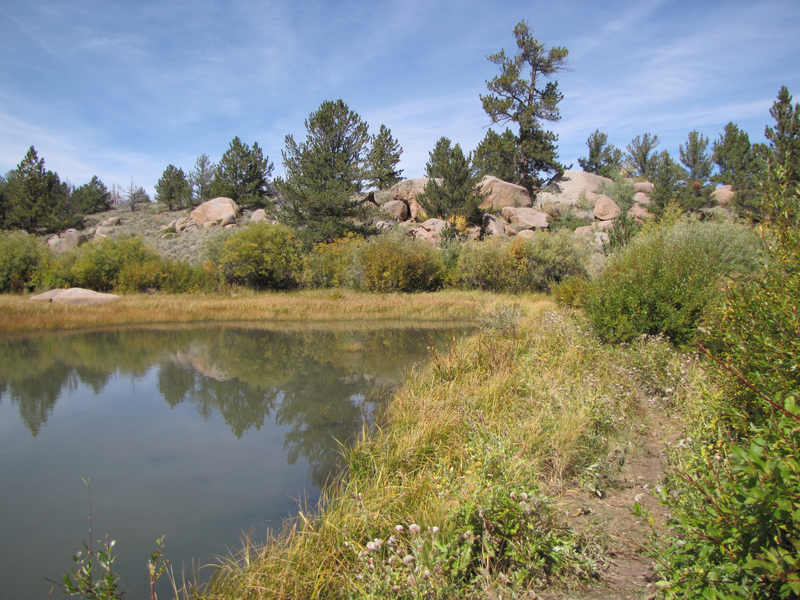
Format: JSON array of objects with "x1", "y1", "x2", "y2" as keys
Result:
[
  {"x1": 477, "y1": 176, "x2": 532, "y2": 211},
  {"x1": 482, "y1": 214, "x2": 506, "y2": 238},
  {"x1": 190, "y1": 197, "x2": 239, "y2": 227},
  {"x1": 411, "y1": 218, "x2": 450, "y2": 246},
  {"x1": 389, "y1": 178, "x2": 440, "y2": 221},
  {"x1": 501, "y1": 206, "x2": 549, "y2": 230},
  {"x1": 593, "y1": 195, "x2": 621, "y2": 221},
  {"x1": 29, "y1": 288, "x2": 120, "y2": 305},
  {"x1": 536, "y1": 170, "x2": 613, "y2": 206},
  {"x1": 381, "y1": 200, "x2": 409, "y2": 221},
  {"x1": 47, "y1": 229, "x2": 87, "y2": 252},
  {"x1": 633, "y1": 181, "x2": 655, "y2": 194},
  {"x1": 712, "y1": 185, "x2": 734, "y2": 206}
]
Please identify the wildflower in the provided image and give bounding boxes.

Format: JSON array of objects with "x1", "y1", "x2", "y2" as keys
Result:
[
  {"x1": 395, "y1": 525, "x2": 404, "y2": 533},
  {"x1": 510, "y1": 492, "x2": 517, "y2": 500},
  {"x1": 372, "y1": 538, "x2": 383, "y2": 549},
  {"x1": 388, "y1": 555, "x2": 397, "y2": 565},
  {"x1": 403, "y1": 555, "x2": 416, "y2": 567},
  {"x1": 409, "y1": 524, "x2": 421, "y2": 534},
  {"x1": 431, "y1": 526, "x2": 439, "y2": 534},
  {"x1": 462, "y1": 531, "x2": 473, "y2": 540},
  {"x1": 422, "y1": 569, "x2": 431, "y2": 579},
  {"x1": 519, "y1": 492, "x2": 529, "y2": 501}
]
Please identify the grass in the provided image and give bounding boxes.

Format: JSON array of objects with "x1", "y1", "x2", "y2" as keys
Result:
[
  {"x1": 0, "y1": 290, "x2": 511, "y2": 334},
  {"x1": 190, "y1": 303, "x2": 707, "y2": 599}
]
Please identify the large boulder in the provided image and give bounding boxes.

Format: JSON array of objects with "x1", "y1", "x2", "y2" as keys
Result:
[
  {"x1": 381, "y1": 200, "x2": 409, "y2": 221},
  {"x1": 94, "y1": 226, "x2": 114, "y2": 239},
  {"x1": 633, "y1": 191, "x2": 651, "y2": 205},
  {"x1": 482, "y1": 213, "x2": 506, "y2": 238},
  {"x1": 501, "y1": 206, "x2": 549, "y2": 230},
  {"x1": 30, "y1": 288, "x2": 120, "y2": 305},
  {"x1": 712, "y1": 184, "x2": 734, "y2": 206},
  {"x1": 250, "y1": 209, "x2": 268, "y2": 223},
  {"x1": 411, "y1": 218, "x2": 450, "y2": 246},
  {"x1": 628, "y1": 203, "x2": 652, "y2": 220},
  {"x1": 373, "y1": 190, "x2": 393, "y2": 206},
  {"x1": 477, "y1": 176, "x2": 532, "y2": 210},
  {"x1": 593, "y1": 194, "x2": 621, "y2": 220},
  {"x1": 633, "y1": 181, "x2": 655, "y2": 194},
  {"x1": 390, "y1": 178, "x2": 440, "y2": 221},
  {"x1": 191, "y1": 197, "x2": 239, "y2": 227},
  {"x1": 47, "y1": 229, "x2": 87, "y2": 252},
  {"x1": 536, "y1": 170, "x2": 613, "y2": 206}
]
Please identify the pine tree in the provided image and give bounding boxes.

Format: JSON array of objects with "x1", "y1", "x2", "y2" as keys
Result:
[
  {"x1": 277, "y1": 99, "x2": 373, "y2": 247},
  {"x1": 625, "y1": 133, "x2": 660, "y2": 178},
  {"x1": 366, "y1": 125, "x2": 403, "y2": 189},
  {"x1": 416, "y1": 137, "x2": 484, "y2": 226},
  {"x1": 155, "y1": 165, "x2": 191, "y2": 211},
  {"x1": 578, "y1": 129, "x2": 623, "y2": 178},
  {"x1": 481, "y1": 20, "x2": 569, "y2": 198},
  {"x1": 3, "y1": 146, "x2": 75, "y2": 233},
  {"x1": 71, "y1": 176, "x2": 111, "y2": 214},
  {"x1": 188, "y1": 154, "x2": 217, "y2": 205},
  {"x1": 210, "y1": 137, "x2": 274, "y2": 207},
  {"x1": 679, "y1": 130, "x2": 713, "y2": 190},
  {"x1": 764, "y1": 86, "x2": 800, "y2": 184},
  {"x1": 649, "y1": 151, "x2": 690, "y2": 211},
  {"x1": 712, "y1": 122, "x2": 764, "y2": 211},
  {"x1": 473, "y1": 128, "x2": 518, "y2": 183}
]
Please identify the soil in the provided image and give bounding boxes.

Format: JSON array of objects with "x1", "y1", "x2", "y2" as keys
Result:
[{"x1": 554, "y1": 397, "x2": 682, "y2": 600}]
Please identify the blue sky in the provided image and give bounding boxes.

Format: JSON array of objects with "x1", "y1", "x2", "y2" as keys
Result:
[{"x1": 1, "y1": 0, "x2": 798, "y2": 196}]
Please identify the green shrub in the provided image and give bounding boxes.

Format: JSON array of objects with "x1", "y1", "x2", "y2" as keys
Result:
[
  {"x1": 116, "y1": 258, "x2": 219, "y2": 294},
  {"x1": 300, "y1": 234, "x2": 362, "y2": 288},
  {"x1": 70, "y1": 236, "x2": 159, "y2": 292},
  {"x1": 656, "y1": 407, "x2": 800, "y2": 599},
  {"x1": 583, "y1": 217, "x2": 764, "y2": 345},
  {"x1": 0, "y1": 231, "x2": 46, "y2": 292},
  {"x1": 550, "y1": 274, "x2": 589, "y2": 307},
  {"x1": 458, "y1": 231, "x2": 588, "y2": 293},
  {"x1": 354, "y1": 231, "x2": 444, "y2": 292},
  {"x1": 215, "y1": 222, "x2": 299, "y2": 290}
]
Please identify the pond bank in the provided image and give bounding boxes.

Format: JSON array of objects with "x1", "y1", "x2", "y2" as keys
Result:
[{"x1": 0, "y1": 290, "x2": 524, "y2": 334}]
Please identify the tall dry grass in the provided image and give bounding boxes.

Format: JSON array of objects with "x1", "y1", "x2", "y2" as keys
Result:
[
  {"x1": 0, "y1": 290, "x2": 507, "y2": 334},
  {"x1": 194, "y1": 304, "x2": 703, "y2": 599}
]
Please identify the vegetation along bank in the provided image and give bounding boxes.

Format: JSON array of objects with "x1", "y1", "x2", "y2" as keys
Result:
[{"x1": 0, "y1": 18, "x2": 798, "y2": 600}]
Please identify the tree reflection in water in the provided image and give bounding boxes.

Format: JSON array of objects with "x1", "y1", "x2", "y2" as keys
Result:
[{"x1": 0, "y1": 325, "x2": 463, "y2": 485}]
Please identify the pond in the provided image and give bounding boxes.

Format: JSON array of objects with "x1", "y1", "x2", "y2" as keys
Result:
[{"x1": 0, "y1": 323, "x2": 469, "y2": 600}]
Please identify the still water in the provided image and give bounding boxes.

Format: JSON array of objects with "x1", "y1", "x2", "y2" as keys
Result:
[{"x1": 0, "y1": 323, "x2": 467, "y2": 600}]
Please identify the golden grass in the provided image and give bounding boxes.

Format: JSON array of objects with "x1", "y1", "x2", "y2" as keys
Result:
[
  {"x1": 194, "y1": 304, "x2": 702, "y2": 599},
  {"x1": 0, "y1": 290, "x2": 550, "y2": 334}
]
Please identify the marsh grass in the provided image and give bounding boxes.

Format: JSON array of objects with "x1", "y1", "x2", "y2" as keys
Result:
[
  {"x1": 195, "y1": 305, "x2": 696, "y2": 599},
  {"x1": 0, "y1": 290, "x2": 509, "y2": 334}
]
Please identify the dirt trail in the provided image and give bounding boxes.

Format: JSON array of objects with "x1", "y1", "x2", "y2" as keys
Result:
[{"x1": 554, "y1": 397, "x2": 682, "y2": 600}]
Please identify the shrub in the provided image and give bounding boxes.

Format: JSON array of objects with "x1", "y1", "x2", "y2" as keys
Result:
[
  {"x1": 70, "y1": 236, "x2": 159, "y2": 292},
  {"x1": 300, "y1": 234, "x2": 362, "y2": 289},
  {"x1": 0, "y1": 231, "x2": 45, "y2": 292},
  {"x1": 215, "y1": 222, "x2": 299, "y2": 290},
  {"x1": 583, "y1": 217, "x2": 764, "y2": 345},
  {"x1": 353, "y1": 231, "x2": 444, "y2": 292},
  {"x1": 551, "y1": 274, "x2": 589, "y2": 307},
  {"x1": 457, "y1": 231, "x2": 588, "y2": 293},
  {"x1": 116, "y1": 258, "x2": 219, "y2": 294}
]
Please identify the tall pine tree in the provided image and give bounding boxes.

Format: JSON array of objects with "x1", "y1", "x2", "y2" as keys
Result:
[
  {"x1": 210, "y1": 137, "x2": 274, "y2": 207},
  {"x1": 764, "y1": 86, "x2": 800, "y2": 185},
  {"x1": 277, "y1": 99, "x2": 373, "y2": 247},
  {"x1": 481, "y1": 20, "x2": 569, "y2": 198},
  {"x1": 366, "y1": 125, "x2": 403, "y2": 189}
]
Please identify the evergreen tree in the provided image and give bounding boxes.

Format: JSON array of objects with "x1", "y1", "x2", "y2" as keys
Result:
[
  {"x1": 679, "y1": 130, "x2": 713, "y2": 191},
  {"x1": 366, "y1": 125, "x2": 403, "y2": 189},
  {"x1": 764, "y1": 86, "x2": 800, "y2": 184},
  {"x1": 0, "y1": 176, "x2": 7, "y2": 229},
  {"x1": 712, "y1": 122, "x2": 764, "y2": 214},
  {"x1": 210, "y1": 137, "x2": 274, "y2": 207},
  {"x1": 416, "y1": 137, "x2": 484, "y2": 226},
  {"x1": 649, "y1": 151, "x2": 690, "y2": 211},
  {"x1": 3, "y1": 146, "x2": 75, "y2": 233},
  {"x1": 625, "y1": 133, "x2": 660, "y2": 178},
  {"x1": 188, "y1": 154, "x2": 217, "y2": 205},
  {"x1": 155, "y1": 165, "x2": 190, "y2": 211},
  {"x1": 277, "y1": 99, "x2": 373, "y2": 247},
  {"x1": 481, "y1": 20, "x2": 569, "y2": 198},
  {"x1": 578, "y1": 129, "x2": 623, "y2": 178},
  {"x1": 71, "y1": 176, "x2": 111, "y2": 214},
  {"x1": 473, "y1": 128, "x2": 518, "y2": 182}
]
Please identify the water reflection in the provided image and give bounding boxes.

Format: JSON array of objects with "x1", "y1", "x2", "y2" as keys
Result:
[
  {"x1": 0, "y1": 325, "x2": 460, "y2": 484},
  {"x1": 0, "y1": 323, "x2": 467, "y2": 600}
]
